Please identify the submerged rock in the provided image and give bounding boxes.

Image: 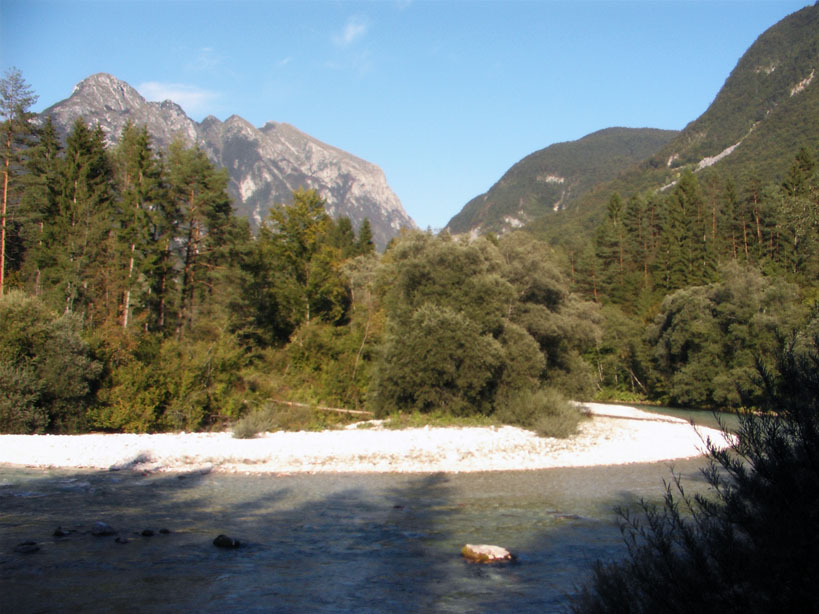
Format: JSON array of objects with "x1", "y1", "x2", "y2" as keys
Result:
[
  {"x1": 91, "y1": 521, "x2": 116, "y2": 536},
  {"x1": 53, "y1": 526, "x2": 72, "y2": 537},
  {"x1": 213, "y1": 534, "x2": 241, "y2": 549},
  {"x1": 461, "y1": 544, "x2": 514, "y2": 563},
  {"x1": 141, "y1": 529, "x2": 155, "y2": 537},
  {"x1": 14, "y1": 541, "x2": 40, "y2": 554}
]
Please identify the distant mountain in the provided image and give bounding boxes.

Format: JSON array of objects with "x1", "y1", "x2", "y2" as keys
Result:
[
  {"x1": 445, "y1": 127, "x2": 677, "y2": 235},
  {"x1": 41, "y1": 73, "x2": 415, "y2": 249},
  {"x1": 527, "y1": 2, "x2": 819, "y2": 240},
  {"x1": 450, "y1": 3, "x2": 818, "y2": 241}
]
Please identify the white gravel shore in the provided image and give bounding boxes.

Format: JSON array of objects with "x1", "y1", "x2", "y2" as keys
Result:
[{"x1": 0, "y1": 403, "x2": 732, "y2": 474}]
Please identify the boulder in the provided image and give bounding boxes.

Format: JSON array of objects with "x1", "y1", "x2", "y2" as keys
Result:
[
  {"x1": 91, "y1": 521, "x2": 116, "y2": 536},
  {"x1": 213, "y1": 534, "x2": 241, "y2": 549},
  {"x1": 461, "y1": 544, "x2": 514, "y2": 563}
]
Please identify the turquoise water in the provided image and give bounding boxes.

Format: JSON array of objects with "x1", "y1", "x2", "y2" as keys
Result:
[
  {"x1": 635, "y1": 403, "x2": 741, "y2": 432},
  {"x1": 1, "y1": 453, "x2": 713, "y2": 613}
]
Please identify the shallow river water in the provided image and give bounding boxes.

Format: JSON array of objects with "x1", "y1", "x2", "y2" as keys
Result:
[{"x1": 0, "y1": 455, "x2": 715, "y2": 614}]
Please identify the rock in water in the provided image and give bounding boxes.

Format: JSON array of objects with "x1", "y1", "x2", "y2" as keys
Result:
[
  {"x1": 14, "y1": 541, "x2": 40, "y2": 554},
  {"x1": 91, "y1": 521, "x2": 116, "y2": 536},
  {"x1": 213, "y1": 534, "x2": 241, "y2": 549},
  {"x1": 461, "y1": 544, "x2": 514, "y2": 563}
]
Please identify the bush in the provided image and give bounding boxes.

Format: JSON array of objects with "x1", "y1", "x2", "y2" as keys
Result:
[
  {"x1": 495, "y1": 387, "x2": 585, "y2": 438},
  {"x1": 571, "y1": 334, "x2": 819, "y2": 612},
  {"x1": 0, "y1": 291, "x2": 101, "y2": 433},
  {"x1": 231, "y1": 401, "x2": 344, "y2": 438}
]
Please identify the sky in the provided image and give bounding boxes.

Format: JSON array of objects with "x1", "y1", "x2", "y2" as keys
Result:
[{"x1": 1, "y1": 0, "x2": 812, "y2": 230}]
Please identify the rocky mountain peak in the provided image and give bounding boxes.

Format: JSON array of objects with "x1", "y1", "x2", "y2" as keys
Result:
[{"x1": 42, "y1": 75, "x2": 415, "y2": 249}]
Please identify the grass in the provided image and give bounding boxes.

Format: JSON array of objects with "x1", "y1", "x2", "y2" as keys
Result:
[{"x1": 232, "y1": 401, "x2": 355, "y2": 438}]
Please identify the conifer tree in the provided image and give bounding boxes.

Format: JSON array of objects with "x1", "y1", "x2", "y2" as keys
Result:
[
  {"x1": 19, "y1": 118, "x2": 62, "y2": 296},
  {"x1": 354, "y1": 218, "x2": 375, "y2": 255},
  {"x1": 166, "y1": 139, "x2": 231, "y2": 336},
  {"x1": 44, "y1": 119, "x2": 114, "y2": 321},
  {"x1": 0, "y1": 68, "x2": 38, "y2": 296},
  {"x1": 112, "y1": 122, "x2": 164, "y2": 329}
]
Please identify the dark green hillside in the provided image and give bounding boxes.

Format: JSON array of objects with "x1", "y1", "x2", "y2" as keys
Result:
[
  {"x1": 530, "y1": 2, "x2": 819, "y2": 244},
  {"x1": 446, "y1": 127, "x2": 677, "y2": 235}
]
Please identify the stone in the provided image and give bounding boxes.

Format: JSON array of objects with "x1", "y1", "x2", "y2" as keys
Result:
[
  {"x1": 461, "y1": 544, "x2": 514, "y2": 563},
  {"x1": 53, "y1": 526, "x2": 72, "y2": 537},
  {"x1": 91, "y1": 521, "x2": 116, "y2": 536},
  {"x1": 14, "y1": 541, "x2": 40, "y2": 554},
  {"x1": 213, "y1": 534, "x2": 241, "y2": 549},
  {"x1": 141, "y1": 529, "x2": 155, "y2": 537}
]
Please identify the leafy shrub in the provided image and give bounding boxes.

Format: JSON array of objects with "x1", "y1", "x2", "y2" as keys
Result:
[
  {"x1": 231, "y1": 402, "x2": 325, "y2": 438},
  {"x1": 0, "y1": 291, "x2": 101, "y2": 433},
  {"x1": 571, "y1": 333, "x2": 819, "y2": 612},
  {"x1": 495, "y1": 387, "x2": 585, "y2": 438},
  {"x1": 95, "y1": 328, "x2": 251, "y2": 432}
]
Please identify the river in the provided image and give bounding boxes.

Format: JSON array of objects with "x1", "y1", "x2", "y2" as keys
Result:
[{"x1": 1, "y1": 409, "x2": 725, "y2": 613}]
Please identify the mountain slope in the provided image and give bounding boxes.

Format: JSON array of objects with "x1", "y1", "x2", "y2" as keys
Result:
[
  {"x1": 446, "y1": 127, "x2": 677, "y2": 235},
  {"x1": 41, "y1": 74, "x2": 415, "y2": 249},
  {"x1": 529, "y1": 2, "x2": 819, "y2": 241}
]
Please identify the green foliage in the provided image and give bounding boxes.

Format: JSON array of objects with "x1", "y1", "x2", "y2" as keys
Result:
[
  {"x1": 231, "y1": 402, "x2": 317, "y2": 438},
  {"x1": 571, "y1": 332, "x2": 819, "y2": 613},
  {"x1": 374, "y1": 301, "x2": 505, "y2": 416},
  {"x1": 647, "y1": 262, "x2": 804, "y2": 408},
  {"x1": 370, "y1": 231, "x2": 599, "y2": 418},
  {"x1": 0, "y1": 291, "x2": 101, "y2": 433},
  {"x1": 495, "y1": 387, "x2": 585, "y2": 438},
  {"x1": 94, "y1": 326, "x2": 250, "y2": 432},
  {"x1": 449, "y1": 127, "x2": 677, "y2": 236}
]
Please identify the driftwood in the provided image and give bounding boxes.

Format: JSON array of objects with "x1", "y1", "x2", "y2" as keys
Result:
[{"x1": 273, "y1": 399, "x2": 374, "y2": 417}]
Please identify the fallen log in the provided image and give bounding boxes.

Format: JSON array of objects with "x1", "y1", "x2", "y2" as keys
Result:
[{"x1": 273, "y1": 399, "x2": 374, "y2": 417}]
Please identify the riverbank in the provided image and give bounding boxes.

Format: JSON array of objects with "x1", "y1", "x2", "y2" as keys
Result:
[{"x1": 0, "y1": 403, "x2": 731, "y2": 474}]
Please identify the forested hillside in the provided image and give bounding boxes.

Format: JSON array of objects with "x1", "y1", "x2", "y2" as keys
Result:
[
  {"x1": 528, "y1": 2, "x2": 818, "y2": 243},
  {"x1": 0, "y1": 69, "x2": 596, "y2": 435},
  {"x1": 447, "y1": 127, "x2": 677, "y2": 236}
]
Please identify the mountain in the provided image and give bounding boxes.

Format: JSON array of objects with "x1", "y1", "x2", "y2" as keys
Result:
[
  {"x1": 645, "y1": 2, "x2": 818, "y2": 184},
  {"x1": 40, "y1": 73, "x2": 415, "y2": 250},
  {"x1": 445, "y1": 127, "x2": 677, "y2": 235},
  {"x1": 450, "y1": 3, "x2": 818, "y2": 241}
]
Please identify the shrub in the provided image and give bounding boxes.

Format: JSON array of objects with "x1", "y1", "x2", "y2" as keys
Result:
[
  {"x1": 495, "y1": 387, "x2": 585, "y2": 438},
  {"x1": 231, "y1": 402, "x2": 323, "y2": 438},
  {"x1": 571, "y1": 333, "x2": 819, "y2": 612},
  {"x1": 0, "y1": 291, "x2": 101, "y2": 433}
]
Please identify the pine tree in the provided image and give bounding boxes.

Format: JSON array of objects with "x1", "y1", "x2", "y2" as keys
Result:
[
  {"x1": 43, "y1": 119, "x2": 114, "y2": 321},
  {"x1": 112, "y1": 122, "x2": 164, "y2": 329},
  {"x1": 354, "y1": 218, "x2": 375, "y2": 255},
  {"x1": 165, "y1": 139, "x2": 231, "y2": 336},
  {"x1": 19, "y1": 118, "x2": 62, "y2": 296},
  {"x1": 0, "y1": 67, "x2": 38, "y2": 296}
]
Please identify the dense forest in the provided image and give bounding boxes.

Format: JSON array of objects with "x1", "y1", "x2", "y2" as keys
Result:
[{"x1": 1, "y1": 68, "x2": 817, "y2": 436}]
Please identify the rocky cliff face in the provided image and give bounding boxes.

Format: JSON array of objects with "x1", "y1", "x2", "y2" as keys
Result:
[{"x1": 41, "y1": 73, "x2": 415, "y2": 249}]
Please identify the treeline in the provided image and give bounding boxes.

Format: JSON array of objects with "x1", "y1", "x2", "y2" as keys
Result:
[
  {"x1": 1, "y1": 70, "x2": 595, "y2": 435},
  {"x1": 567, "y1": 149, "x2": 819, "y2": 408},
  {"x1": 2, "y1": 68, "x2": 816, "y2": 435}
]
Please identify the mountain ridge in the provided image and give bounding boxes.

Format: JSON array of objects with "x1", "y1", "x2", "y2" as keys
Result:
[
  {"x1": 449, "y1": 3, "x2": 818, "y2": 241},
  {"x1": 446, "y1": 127, "x2": 678, "y2": 235},
  {"x1": 41, "y1": 73, "x2": 415, "y2": 249}
]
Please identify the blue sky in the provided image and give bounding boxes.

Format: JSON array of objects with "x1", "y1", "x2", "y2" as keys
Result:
[{"x1": 1, "y1": 0, "x2": 811, "y2": 229}]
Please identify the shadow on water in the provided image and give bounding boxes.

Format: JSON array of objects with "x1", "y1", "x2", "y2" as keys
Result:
[
  {"x1": 1, "y1": 468, "x2": 461, "y2": 613},
  {"x1": 0, "y1": 457, "x2": 714, "y2": 613}
]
